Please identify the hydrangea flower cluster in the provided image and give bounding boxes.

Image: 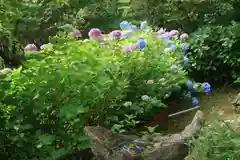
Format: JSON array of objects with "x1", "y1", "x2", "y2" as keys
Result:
[
  {"x1": 24, "y1": 44, "x2": 38, "y2": 52},
  {"x1": 68, "y1": 29, "x2": 82, "y2": 38},
  {"x1": 109, "y1": 30, "x2": 122, "y2": 39},
  {"x1": 0, "y1": 68, "x2": 12, "y2": 75},
  {"x1": 88, "y1": 28, "x2": 104, "y2": 41},
  {"x1": 183, "y1": 80, "x2": 212, "y2": 105},
  {"x1": 23, "y1": 21, "x2": 213, "y2": 133},
  {"x1": 120, "y1": 140, "x2": 146, "y2": 153}
]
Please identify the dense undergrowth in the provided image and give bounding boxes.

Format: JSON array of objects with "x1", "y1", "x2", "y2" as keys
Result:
[{"x1": 189, "y1": 113, "x2": 240, "y2": 160}]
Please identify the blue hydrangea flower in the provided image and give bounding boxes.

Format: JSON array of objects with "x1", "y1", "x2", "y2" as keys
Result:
[
  {"x1": 180, "y1": 43, "x2": 189, "y2": 54},
  {"x1": 135, "y1": 145, "x2": 145, "y2": 150},
  {"x1": 183, "y1": 56, "x2": 189, "y2": 64},
  {"x1": 140, "y1": 21, "x2": 147, "y2": 30},
  {"x1": 40, "y1": 44, "x2": 45, "y2": 50},
  {"x1": 131, "y1": 25, "x2": 137, "y2": 30},
  {"x1": 192, "y1": 97, "x2": 199, "y2": 105},
  {"x1": 137, "y1": 39, "x2": 146, "y2": 50},
  {"x1": 186, "y1": 80, "x2": 193, "y2": 89},
  {"x1": 120, "y1": 21, "x2": 130, "y2": 29},
  {"x1": 170, "y1": 44, "x2": 177, "y2": 50},
  {"x1": 170, "y1": 65, "x2": 178, "y2": 71},
  {"x1": 202, "y1": 82, "x2": 211, "y2": 93},
  {"x1": 120, "y1": 145, "x2": 130, "y2": 152}
]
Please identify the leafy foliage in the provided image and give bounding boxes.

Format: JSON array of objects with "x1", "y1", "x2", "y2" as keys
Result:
[
  {"x1": 0, "y1": 21, "x2": 196, "y2": 158},
  {"x1": 189, "y1": 114, "x2": 240, "y2": 160},
  {"x1": 188, "y1": 23, "x2": 240, "y2": 84},
  {"x1": 129, "y1": 0, "x2": 240, "y2": 32}
]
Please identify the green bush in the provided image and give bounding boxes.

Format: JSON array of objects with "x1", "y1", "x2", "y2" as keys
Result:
[
  {"x1": 187, "y1": 23, "x2": 240, "y2": 84},
  {"x1": 0, "y1": 21, "x2": 200, "y2": 158},
  {"x1": 189, "y1": 115, "x2": 240, "y2": 160},
  {"x1": 129, "y1": 0, "x2": 240, "y2": 32},
  {"x1": 0, "y1": 0, "x2": 24, "y2": 66}
]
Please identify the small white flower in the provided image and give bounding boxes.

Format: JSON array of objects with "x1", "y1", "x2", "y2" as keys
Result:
[
  {"x1": 123, "y1": 101, "x2": 132, "y2": 107},
  {"x1": 0, "y1": 68, "x2": 12, "y2": 75},
  {"x1": 141, "y1": 95, "x2": 151, "y2": 101}
]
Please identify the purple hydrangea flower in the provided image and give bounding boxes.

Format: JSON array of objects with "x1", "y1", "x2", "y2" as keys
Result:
[
  {"x1": 192, "y1": 97, "x2": 199, "y2": 105},
  {"x1": 122, "y1": 43, "x2": 137, "y2": 52},
  {"x1": 202, "y1": 82, "x2": 211, "y2": 93},
  {"x1": 109, "y1": 30, "x2": 122, "y2": 39},
  {"x1": 131, "y1": 25, "x2": 137, "y2": 30},
  {"x1": 120, "y1": 145, "x2": 130, "y2": 152},
  {"x1": 120, "y1": 21, "x2": 130, "y2": 29},
  {"x1": 137, "y1": 39, "x2": 146, "y2": 50},
  {"x1": 40, "y1": 44, "x2": 45, "y2": 50},
  {"x1": 170, "y1": 44, "x2": 177, "y2": 50},
  {"x1": 88, "y1": 28, "x2": 103, "y2": 40},
  {"x1": 169, "y1": 30, "x2": 179, "y2": 37},
  {"x1": 186, "y1": 80, "x2": 193, "y2": 89},
  {"x1": 162, "y1": 32, "x2": 170, "y2": 37},
  {"x1": 68, "y1": 29, "x2": 82, "y2": 38},
  {"x1": 180, "y1": 33, "x2": 188, "y2": 40},
  {"x1": 24, "y1": 44, "x2": 38, "y2": 52},
  {"x1": 170, "y1": 65, "x2": 178, "y2": 71}
]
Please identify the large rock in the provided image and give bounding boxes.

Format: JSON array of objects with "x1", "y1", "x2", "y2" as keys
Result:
[{"x1": 85, "y1": 110, "x2": 204, "y2": 160}]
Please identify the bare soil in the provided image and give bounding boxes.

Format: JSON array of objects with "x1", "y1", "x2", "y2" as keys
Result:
[{"x1": 166, "y1": 87, "x2": 240, "y2": 133}]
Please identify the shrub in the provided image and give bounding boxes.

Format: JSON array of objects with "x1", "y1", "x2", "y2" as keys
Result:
[
  {"x1": 129, "y1": 0, "x2": 240, "y2": 32},
  {"x1": 0, "y1": 21, "x2": 210, "y2": 159},
  {"x1": 189, "y1": 114, "x2": 240, "y2": 159},
  {"x1": 188, "y1": 23, "x2": 240, "y2": 84}
]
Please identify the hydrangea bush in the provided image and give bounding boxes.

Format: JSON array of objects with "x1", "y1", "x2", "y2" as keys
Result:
[{"x1": 0, "y1": 20, "x2": 211, "y2": 159}]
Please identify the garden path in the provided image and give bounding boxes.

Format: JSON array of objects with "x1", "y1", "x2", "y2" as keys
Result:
[{"x1": 166, "y1": 87, "x2": 240, "y2": 133}]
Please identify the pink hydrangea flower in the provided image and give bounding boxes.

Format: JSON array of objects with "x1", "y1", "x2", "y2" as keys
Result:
[
  {"x1": 162, "y1": 32, "x2": 170, "y2": 37},
  {"x1": 122, "y1": 43, "x2": 137, "y2": 52},
  {"x1": 68, "y1": 29, "x2": 82, "y2": 38},
  {"x1": 24, "y1": 44, "x2": 38, "y2": 52},
  {"x1": 88, "y1": 28, "x2": 103, "y2": 40},
  {"x1": 146, "y1": 80, "x2": 154, "y2": 84},
  {"x1": 180, "y1": 33, "x2": 188, "y2": 40},
  {"x1": 109, "y1": 30, "x2": 122, "y2": 39},
  {"x1": 169, "y1": 30, "x2": 179, "y2": 37}
]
